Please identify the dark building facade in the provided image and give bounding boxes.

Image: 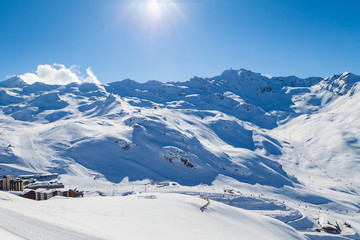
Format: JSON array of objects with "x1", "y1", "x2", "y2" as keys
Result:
[{"x1": 0, "y1": 176, "x2": 24, "y2": 191}]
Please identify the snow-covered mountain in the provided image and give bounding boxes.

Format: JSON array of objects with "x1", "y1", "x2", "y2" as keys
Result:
[
  {"x1": 1, "y1": 68, "x2": 360, "y2": 239},
  {"x1": 1, "y1": 69, "x2": 359, "y2": 189}
]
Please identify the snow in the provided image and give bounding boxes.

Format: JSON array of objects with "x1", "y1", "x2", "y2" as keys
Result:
[
  {"x1": 0, "y1": 227, "x2": 23, "y2": 240},
  {"x1": 0, "y1": 68, "x2": 360, "y2": 239},
  {"x1": 0, "y1": 191, "x2": 306, "y2": 240}
]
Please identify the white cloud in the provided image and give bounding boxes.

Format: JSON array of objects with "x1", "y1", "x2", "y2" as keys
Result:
[
  {"x1": 19, "y1": 64, "x2": 100, "y2": 85},
  {"x1": 83, "y1": 67, "x2": 100, "y2": 84}
]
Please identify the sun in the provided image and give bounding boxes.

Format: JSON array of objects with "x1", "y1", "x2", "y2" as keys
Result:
[
  {"x1": 117, "y1": 0, "x2": 184, "y2": 32},
  {"x1": 147, "y1": 0, "x2": 162, "y2": 20},
  {"x1": 130, "y1": 0, "x2": 180, "y2": 22}
]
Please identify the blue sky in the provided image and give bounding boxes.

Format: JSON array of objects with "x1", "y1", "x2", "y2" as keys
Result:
[{"x1": 0, "y1": 0, "x2": 359, "y2": 83}]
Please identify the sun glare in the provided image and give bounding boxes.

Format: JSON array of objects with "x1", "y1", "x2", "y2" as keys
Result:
[
  {"x1": 147, "y1": 0, "x2": 162, "y2": 20},
  {"x1": 127, "y1": 0, "x2": 183, "y2": 23},
  {"x1": 116, "y1": 0, "x2": 185, "y2": 33}
]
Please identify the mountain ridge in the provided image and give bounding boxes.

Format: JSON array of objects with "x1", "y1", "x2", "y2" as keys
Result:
[{"x1": 0, "y1": 68, "x2": 359, "y2": 193}]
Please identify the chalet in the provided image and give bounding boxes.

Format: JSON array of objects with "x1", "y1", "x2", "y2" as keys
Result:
[
  {"x1": 21, "y1": 189, "x2": 37, "y2": 200},
  {"x1": 21, "y1": 189, "x2": 69, "y2": 201},
  {"x1": 318, "y1": 214, "x2": 339, "y2": 233},
  {"x1": 69, "y1": 189, "x2": 84, "y2": 198}
]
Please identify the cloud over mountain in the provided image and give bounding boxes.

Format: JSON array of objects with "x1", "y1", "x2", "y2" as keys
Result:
[{"x1": 19, "y1": 63, "x2": 100, "y2": 85}]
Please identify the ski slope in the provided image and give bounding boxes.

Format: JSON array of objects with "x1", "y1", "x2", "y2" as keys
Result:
[
  {"x1": 0, "y1": 68, "x2": 360, "y2": 239},
  {"x1": 0, "y1": 191, "x2": 307, "y2": 240}
]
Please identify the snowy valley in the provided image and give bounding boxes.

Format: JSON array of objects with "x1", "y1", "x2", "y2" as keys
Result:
[{"x1": 0, "y1": 68, "x2": 360, "y2": 239}]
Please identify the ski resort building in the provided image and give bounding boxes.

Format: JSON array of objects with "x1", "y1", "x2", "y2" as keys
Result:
[
  {"x1": 1, "y1": 174, "x2": 83, "y2": 201},
  {"x1": 19, "y1": 189, "x2": 84, "y2": 201},
  {"x1": 18, "y1": 173, "x2": 59, "y2": 180},
  {"x1": 21, "y1": 189, "x2": 69, "y2": 201},
  {"x1": 0, "y1": 175, "x2": 25, "y2": 191},
  {"x1": 69, "y1": 189, "x2": 84, "y2": 198},
  {"x1": 20, "y1": 189, "x2": 83, "y2": 201},
  {"x1": 25, "y1": 182, "x2": 64, "y2": 190}
]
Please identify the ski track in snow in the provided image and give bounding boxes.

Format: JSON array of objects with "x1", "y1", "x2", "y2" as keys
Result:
[{"x1": 0, "y1": 207, "x2": 101, "y2": 240}]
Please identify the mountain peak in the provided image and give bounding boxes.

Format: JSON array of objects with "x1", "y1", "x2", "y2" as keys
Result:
[
  {"x1": 0, "y1": 76, "x2": 28, "y2": 88},
  {"x1": 219, "y1": 68, "x2": 264, "y2": 79},
  {"x1": 340, "y1": 71, "x2": 359, "y2": 80}
]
